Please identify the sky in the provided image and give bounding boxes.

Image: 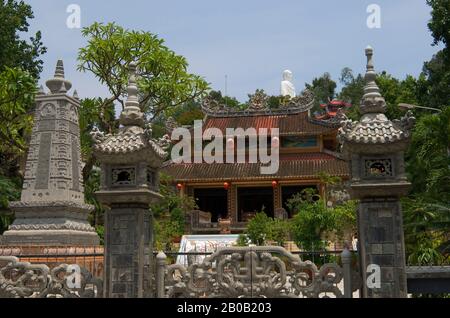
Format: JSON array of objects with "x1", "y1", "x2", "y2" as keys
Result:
[{"x1": 25, "y1": 0, "x2": 442, "y2": 102}]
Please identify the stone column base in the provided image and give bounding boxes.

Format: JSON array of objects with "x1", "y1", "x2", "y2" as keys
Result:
[
  {"x1": 1, "y1": 229, "x2": 99, "y2": 246},
  {"x1": 2, "y1": 201, "x2": 100, "y2": 246}
]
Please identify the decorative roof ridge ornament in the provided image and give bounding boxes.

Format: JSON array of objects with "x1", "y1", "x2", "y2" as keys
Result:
[
  {"x1": 201, "y1": 89, "x2": 315, "y2": 118},
  {"x1": 309, "y1": 108, "x2": 347, "y2": 128},
  {"x1": 360, "y1": 46, "x2": 386, "y2": 114},
  {"x1": 119, "y1": 62, "x2": 145, "y2": 128},
  {"x1": 248, "y1": 89, "x2": 269, "y2": 111},
  {"x1": 45, "y1": 60, "x2": 72, "y2": 94},
  {"x1": 282, "y1": 89, "x2": 315, "y2": 111},
  {"x1": 201, "y1": 92, "x2": 232, "y2": 115}
]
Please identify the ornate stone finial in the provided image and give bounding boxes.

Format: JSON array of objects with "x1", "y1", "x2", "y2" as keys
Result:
[
  {"x1": 73, "y1": 90, "x2": 79, "y2": 100},
  {"x1": 360, "y1": 46, "x2": 386, "y2": 114},
  {"x1": 45, "y1": 60, "x2": 72, "y2": 94},
  {"x1": 119, "y1": 62, "x2": 145, "y2": 128},
  {"x1": 59, "y1": 81, "x2": 67, "y2": 93},
  {"x1": 37, "y1": 85, "x2": 45, "y2": 95},
  {"x1": 55, "y1": 60, "x2": 65, "y2": 78}
]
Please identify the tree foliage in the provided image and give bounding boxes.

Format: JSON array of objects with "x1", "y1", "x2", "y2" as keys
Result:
[
  {"x1": 151, "y1": 173, "x2": 197, "y2": 250},
  {"x1": 78, "y1": 22, "x2": 209, "y2": 121},
  {"x1": 0, "y1": 0, "x2": 46, "y2": 78},
  {"x1": 305, "y1": 72, "x2": 337, "y2": 113},
  {"x1": 0, "y1": 0, "x2": 46, "y2": 232},
  {"x1": 418, "y1": 51, "x2": 450, "y2": 110},
  {"x1": 402, "y1": 197, "x2": 450, "y2": 265},
  {"x1": 0, "y1": 67, "x2": 36, "y2": 156},
  {"x1": 406, "y1": 107, "x2": 450, "y2": 201},
  {"x1": 0, "y1": 175, "x2": 21, "y2": 234},
  {"x1": 427, "y1": 0, "x2": 450, "y2": 58},
  {"x1": 245, "y1": 211, "x2": 272, "y2": 246},
  {"x1": 289, "y1": 198, "x2": 336, "y2": 251}
]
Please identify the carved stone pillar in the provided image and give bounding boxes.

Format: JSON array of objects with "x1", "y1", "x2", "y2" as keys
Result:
[
  {"x1": 92, "y1": 62, "x2": 166, "y2": 298},
  {"x1": 339, "y1": 47, "x2": 415, "y2": 298}
]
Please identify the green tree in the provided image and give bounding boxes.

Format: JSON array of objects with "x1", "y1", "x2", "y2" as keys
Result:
[
  {"x1": 268, "y1": 219, "x2": 291, "y2": 246},
  {"x1": 77, "y1": 22, "x2": 209, "y2": 178},
  {"x1": 418, "y1": 51, "x2": 450, "y2": 111},
  {"x1": 0, "y1": 175, "x2": 21, "y2": 234},
  {"x1": 0, "y1": 1, "x2": 46, "y2": 231},
  {"x1": 207, "y1": 90, "x2": 244, "y2": 110},
  {"x1": 416, "y1": 1, "x2": 450, "y2": 111},
  {"x1": 305, "y1": 72, "x2": 337, "y2": 113},
  {"x1": 287, "y1": 190, "x2": 336, "y2": 251},
  {"x1": 151, "y1": 173, "x2": 197, "y2": 250},
  {"x1": 78, "y1": 22, "x2": 209, "y2": 121},
  {"x1": 427, "y1": 0, "x2": 450, "y2": 59},
  {"x1": 333, "y1": 200, "x2": 358, "y2": 241},
  {"x1": 402, "y1": 197, "x2": 449, "y2": 265},
  {"x1": 406, "y1": 107, "x2": 450, "y2": 201},
  {"x1": 338, "y1": 68, "x2": 365, "y2": 120},
  {"x1": 173, "y1": 100, "x2": 204, "y2": 126},
  {"x1": 377, "y1": 72, "x2": 420, "y2": 119},
  {"x1": 0, "y1": 67, "x2": 36, "y2": 157},
  {"x1": 0, "y1": 0, "x2": 46, "y2": 77},
  {"x1": 245, "y1": 211, "x2": 271, "y2": 246}
]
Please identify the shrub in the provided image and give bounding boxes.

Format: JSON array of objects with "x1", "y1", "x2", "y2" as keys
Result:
[
  {"x1": 289, "y1": 198, "x2": 336, "y2": 251},
  {"x1": 246, "y1": 212, "x2": 271, "y2": 246},
  {"x1": 268, "y1": 219, "x2": 291, "y2": 246}
]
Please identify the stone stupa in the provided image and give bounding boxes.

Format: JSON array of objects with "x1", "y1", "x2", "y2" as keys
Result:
[{"x1": 1, "y1": 60, "x2": 99, "y2": 246}]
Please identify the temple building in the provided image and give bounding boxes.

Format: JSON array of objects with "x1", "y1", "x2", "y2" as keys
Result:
[{"x1": 162, "y1": 90, "x2": 350, "y2": 234}]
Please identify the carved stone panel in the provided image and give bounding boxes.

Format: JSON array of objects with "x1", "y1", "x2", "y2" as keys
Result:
[
  {"x1": 35, "y1": 133, "x2": 52, "y2": 190},
  {"x1": 71, "y1": 135, "x2": 80, "y2": 192},
  {"x1": 111, "y1": 167, "x2": 136, "y2": 186},
  {"x1": 364, "y1": 158, "x2": 393, "y2": 178}
]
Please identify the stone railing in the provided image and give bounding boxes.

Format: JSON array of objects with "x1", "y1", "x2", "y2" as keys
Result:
[
  {"x1": 155, "y1": 246, "x2": 360, "y2": 298},
  {"x1": 0, "y1": 256, "x2": 102, "y2": 298}
]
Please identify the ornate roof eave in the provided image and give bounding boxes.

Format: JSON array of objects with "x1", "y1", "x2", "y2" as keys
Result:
[
  {"x1": 308, "y1": 114, "x2": 346, "y2": 129},
  {"x1": 201, "y1": 89, "x2": 315, "y2": 118},
  {"x1": 338, "y1": 111, "x2": 415, "y2": 153},
  {"x1": 92, "y1": 128, "x2": 167, "y2": 164},
  {"x1": 161, "y1": 157, "x2": 350, "y2": 183}
]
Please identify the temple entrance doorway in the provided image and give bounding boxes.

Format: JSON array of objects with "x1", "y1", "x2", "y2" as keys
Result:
[
  {"x1": 237, "y1": 187, "x2": 274, "y2": 221},
  {"x1": 193, "y1": 188, "x2": 228, "y2": 222}
]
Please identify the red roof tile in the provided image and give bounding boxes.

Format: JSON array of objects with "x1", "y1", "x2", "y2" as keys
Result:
[{"x1": 202, "y1": 112, "x2": 337, "y2": 138}]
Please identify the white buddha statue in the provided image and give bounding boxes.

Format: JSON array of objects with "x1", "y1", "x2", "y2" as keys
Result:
[{"x1": 280, "y1": 70, "x2": 296, "y2": 98}]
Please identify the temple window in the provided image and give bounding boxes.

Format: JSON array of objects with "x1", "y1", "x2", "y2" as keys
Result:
[
  {"x1": 281, "y1": 136, "x2": 318, "y2": 148},
  {"x1": 111, "y1": 167, "x2": 136, "y2": 186},
  {"x1": 364, "y1": 159, "x2": 393, "y2": 177}
]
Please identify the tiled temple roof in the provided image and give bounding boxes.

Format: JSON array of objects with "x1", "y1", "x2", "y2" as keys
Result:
[
  {"x1": 202, "y1": 112, "x2": 339, "y2": 138},
  {"x1": 339, "y1": 113, "x2": 414, "y2": 144},
  {"x1": 162, "y1": 153, "x2": 349, "y2": 182},
  {"x1": 93, "y1": 128, "x2": 166, "y2": 158}
]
